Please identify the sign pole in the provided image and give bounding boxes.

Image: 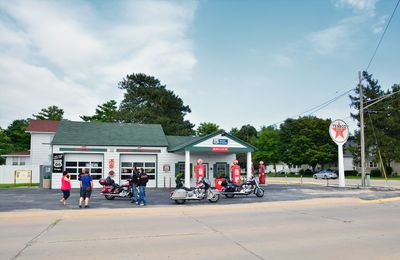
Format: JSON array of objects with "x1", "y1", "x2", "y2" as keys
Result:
[{"x1": 338, "y1": 144, "x2": 345, "y2": 187}]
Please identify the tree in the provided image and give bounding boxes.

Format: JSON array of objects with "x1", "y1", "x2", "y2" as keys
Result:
[
  {"x1": 118, "y1": 73, "x2": 195, "y2": 135},
  {"x1": 349, "y1": 71, "x2": 400, "y2": 175},
  {"x1": 0, "y1": 129, "x2": 13, "y2": 165},
  {"x1": 253, "y1": 126, "x2": 281, "y2": 173},
  {"x1": 80, "y1": 100, "x2": 119, "y2": 122},
  {"x1": 33, "y1": 105, "x2": 64, "y2": 120},
  {"x1": 3, "y1": 119, "x2": 30, "y2": 152},
  {"x1": 230, "y1": 124, "x2": 258, "y2": 168},
  {"x1": 196, "y1": 122, "x2": 219, "y2": 136},
  {"x1": 279, "y1": 116, "x2": 337, "y2": 172}
]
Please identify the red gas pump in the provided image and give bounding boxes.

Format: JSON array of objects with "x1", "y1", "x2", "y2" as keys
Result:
[
  {"x1": 195, "y1": 159, "x2": 205, "y2": 184},
  {"x1": 231, "y1": 159, "x2": 241, "y2": 185},
  {"x1": 259, "y1": 161, "x2": 265, "y2": 184}
]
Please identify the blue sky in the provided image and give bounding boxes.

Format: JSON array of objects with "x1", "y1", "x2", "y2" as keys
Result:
[{"x1": 0, "y1": 0, "x2": 399, "y2": 133}]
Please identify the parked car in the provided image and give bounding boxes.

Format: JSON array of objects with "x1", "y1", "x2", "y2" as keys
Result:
[{"x1": 313, "y1": 170, "x2": 338, "y2": 179}]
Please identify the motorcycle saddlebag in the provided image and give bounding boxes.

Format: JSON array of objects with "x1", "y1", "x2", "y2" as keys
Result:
[
  {"x1": 170, "y1": 189, "x2": 187, "y2": 200},
  {"x1": 99, "y1": 178, "x2": 108, "y2": 185}
]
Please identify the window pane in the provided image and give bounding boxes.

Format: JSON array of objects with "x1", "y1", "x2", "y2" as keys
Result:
[
  {"x1": 66, "y1": 161, "x2": 77, "y2": 167},
  {"x1": 121, "y1": 175, "x2": 130, "y2": 180},
  {"x1": 91, "y1": 162, "x2": 102, "y2": 167},
  {"x1": 148, "y1": 175, "x2": 156, "y2": 180},
  {"x1": 91, "y1": 175, "x2": 102, "y2": 180},
  {"x1": 91, "y1": 168, "x2": 102, "y2": 174},
  {"x1": 145, "y1": 169, "x2": 155, "y2": 174},
  {"x1": 78, "y1": 162, "x2": 90, "y2": 167},
  {"x1": 134, "y1": 162, "x2": 143, "y2": 167},
  {"x1": 145, "y1": 162, "x2": 155, "y2": 167},
  {"x1": 66, "y1": 168, "x2": 77, "y2": 173},
  {"x1": 70, "y1": 175, "x2": 77, "y2": 180},
  {"x1": 121, "y1": 162, "x2": 132, "y2": 167}
]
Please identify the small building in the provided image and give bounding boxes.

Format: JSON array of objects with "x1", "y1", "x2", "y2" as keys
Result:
[{"x1": 3, "y1": 120, "x2": 254, "y2": 189}]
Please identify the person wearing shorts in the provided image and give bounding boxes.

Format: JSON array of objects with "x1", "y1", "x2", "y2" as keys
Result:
[
  {"x1": 60, "y1": 171, "x2": 71, "y2": 205},
  {"x1": 79, "y1": 169, "x2": 93, "y2": 208}
]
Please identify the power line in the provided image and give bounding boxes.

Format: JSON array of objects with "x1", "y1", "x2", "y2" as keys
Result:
[{"x1": 365, "y1": 0, "x2": 400, "y2": 71}]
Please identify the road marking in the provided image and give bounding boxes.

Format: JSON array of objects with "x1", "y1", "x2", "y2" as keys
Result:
[{"x1": 359, "y1": 197, "x2": 400, "y2": 204}]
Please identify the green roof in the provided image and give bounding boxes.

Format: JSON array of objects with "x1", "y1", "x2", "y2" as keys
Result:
[
  {"x1": 166, "y1": 135, "x2": 201, "y2": 151},
  {"x1": 52, "y1": 121, "x2": 169, "y2": 147}
]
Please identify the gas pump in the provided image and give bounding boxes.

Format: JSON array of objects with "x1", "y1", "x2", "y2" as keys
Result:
[
  {"x1": 195, "y1": 159, "x2": 205, "y2": 184},
  {"x1": 259, "y1": 161, "x2": 265, "y2": 184},
  {"x1": 231, "y1": 159, "x2": 241, "y2": 185}
]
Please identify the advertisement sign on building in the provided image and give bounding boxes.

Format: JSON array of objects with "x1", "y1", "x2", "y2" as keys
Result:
[
  {"x1": 212, "y1": 138, "x2": 229, "y2": 145},
  {"x1": 52, "y1": 153, "x2": 64, "y2": 173},
  {"x1": 15, "y1": 170, "x2": 32, "y2": 184}
]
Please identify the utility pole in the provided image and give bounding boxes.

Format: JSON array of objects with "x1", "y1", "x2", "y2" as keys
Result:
[{"x1": 359, "y1": 71, "x2": 366, "y2": 187}]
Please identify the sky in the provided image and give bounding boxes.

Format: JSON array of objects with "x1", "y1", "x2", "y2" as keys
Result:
[{"x1": 0, "y1": 0, "x2": 399, "y2": 133}]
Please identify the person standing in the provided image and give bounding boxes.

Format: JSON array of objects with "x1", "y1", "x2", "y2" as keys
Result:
[
  {"x1": 79, "y1": 169, "x2": 93, "y2": 208},
  {"x1": 131, "y1": 165, "x2": 140, "y2": 204},
  {"x1": 60, "y1": 171, "x2": 71, "y2": 205},
  {"x1": 137, "y1": 168, "x2": 149, "y2": 206}
]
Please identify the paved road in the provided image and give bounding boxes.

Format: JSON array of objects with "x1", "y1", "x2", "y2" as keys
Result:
[
  {"x1": 0, "y1": 183, "x2": 399, "y2": 212},
  {"x1": 1, "y1": 197, "x2": 400, "y2": 259}
]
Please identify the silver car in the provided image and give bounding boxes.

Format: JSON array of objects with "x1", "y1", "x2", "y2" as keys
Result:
[{"x1": 313, "y1": 170, "x2": 338, "y2": 179}]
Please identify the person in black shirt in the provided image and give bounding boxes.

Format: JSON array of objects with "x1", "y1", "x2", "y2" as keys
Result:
[
  {"x1": 131, "y1": 166, "x2": 140, "y2": 204},
  {"x1": 137, "y1": 168, "x2": 149, "y2": 206}
]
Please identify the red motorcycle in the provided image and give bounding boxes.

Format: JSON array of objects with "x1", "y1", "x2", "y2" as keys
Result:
[{"x1": 99, "y1": 178, "x2": 133, "y2": 200}]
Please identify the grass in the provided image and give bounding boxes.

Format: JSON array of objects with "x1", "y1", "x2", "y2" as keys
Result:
[{"x1": 0, "y1": 183, "x2": 39, "y2": 188}]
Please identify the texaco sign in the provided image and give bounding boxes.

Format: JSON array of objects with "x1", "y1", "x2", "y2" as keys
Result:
[{"x1": 329, "y1": 119, "x2": 349, "y2": 144}]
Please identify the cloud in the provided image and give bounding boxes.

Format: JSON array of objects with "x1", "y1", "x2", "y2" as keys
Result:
[
  {"x1": 0, "y1": 0, "x2": 197, "y2": 127},
  {"x1": 309, "y1": 23, "x2": 350, "y2": 55},
  {"x1": 372, "y1": 15, "x2": 388, "y2": 34},
  {"x1": 333, "y1": 0, "x2": 378, "y2": 15},
  {"x1": 271, "y1": 54, "x2": 294, "y2": 67}
]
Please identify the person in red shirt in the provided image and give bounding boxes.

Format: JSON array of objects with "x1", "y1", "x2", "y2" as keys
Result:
[{"x1": 60, "y1": 171, "x2": 71, "y2": 205}]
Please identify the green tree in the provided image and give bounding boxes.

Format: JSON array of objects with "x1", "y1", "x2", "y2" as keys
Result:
[
  {"x1": 118, "y1": 73, "x2": 195, "y2": 135},
  {"x1": 32, "y1": 105, "x2": 64, "y2": 120},
  {"x1": 279, "y1": 116, "x2": 337, "y2": 172},
  {"x1": 230, "y1": 124, "x2": 258, "y2": 168},
  {"x1": 196, "y1": 122, "x2": 219, "y2": 136},
  {"x1": 349, "y1": 72, "x2": 400, "y2": 175},
  {"x1": 253, "y1": 126, "x2": 280, "y2": 173},
  {"x1": 80, "y1": 100, "x2": 119, "y2": 122},
  {"x1": 0, "y1": 129, "x2": 13, "y2": 165}
]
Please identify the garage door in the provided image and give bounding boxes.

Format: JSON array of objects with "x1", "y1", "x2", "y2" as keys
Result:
[
  {"x1": 120, "y1": 154, "x2": 157, "y2": 187},
  {"x1": 64, "y1": 154, "x2": 104, "y2": 188}
]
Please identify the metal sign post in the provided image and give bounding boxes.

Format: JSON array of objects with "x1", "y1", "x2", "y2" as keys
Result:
[{"x1": 329, "y1": 119, "x2": 349, "y2": 188}]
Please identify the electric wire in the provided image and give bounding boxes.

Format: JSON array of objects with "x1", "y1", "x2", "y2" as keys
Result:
[{"x1": 365, "y1": 0, "x2": 400, "y2": 71}]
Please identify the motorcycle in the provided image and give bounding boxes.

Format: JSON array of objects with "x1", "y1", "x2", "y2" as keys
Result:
[
  {"x1": 99, "y1": 178, "x2": 133, "y2": 200},
  {"x1": 221, "y1": 176, "x2": 264, "y2": 198},
  {"x1": 170, "y1": 178, "x2": 220, "y2": 204}
]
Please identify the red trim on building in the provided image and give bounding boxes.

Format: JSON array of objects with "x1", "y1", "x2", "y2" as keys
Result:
[
  {"x1": 2, "y1": 151, "x2": 30, "y2": 156},
  {"x1": 26, "y1": 120, "x2": 60, "y2": 133},
  {"x1": 212, "y1": 147, "x2": 229, "y2": 152},
  {"x1": 117, "y1": 148, "x2": 161, "y2": 153}
]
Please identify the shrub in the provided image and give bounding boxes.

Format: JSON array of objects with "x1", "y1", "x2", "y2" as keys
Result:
[
  {"x1": 304, "y1": 169, "x2": 313, "y2": 176},
  {"x1": 345, "y1": 170, "x2": 358, "y2": 176},
  {"x1": 370, "y1": 169, "x2": 381, "y2": 177}
]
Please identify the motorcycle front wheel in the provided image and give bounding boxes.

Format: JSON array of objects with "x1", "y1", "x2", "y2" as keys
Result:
[
  {"x1": 175, "y1": 199, "x2": 186, "y2": 204},
  {"x1": 208, "y1": 193, "x2": 220, "y2": 203},
  {"x1": 104, "y1": 194, "x2": 115, "y2": 200},
  {"x1": 255, "y1": 188, "x2": 264, "y2": 197}
]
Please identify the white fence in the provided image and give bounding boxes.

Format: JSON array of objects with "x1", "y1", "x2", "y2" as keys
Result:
[{"x1": 0, "y1": 165, "x2": 40, "y2": 184}]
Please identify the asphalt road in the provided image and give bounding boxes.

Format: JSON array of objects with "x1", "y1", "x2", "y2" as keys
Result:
[
  {"x1": 1, "y1": 182, "x2": 400, "y2": 212},
  {"x1": 1, "y1": 197, "x2": 400, "y2": 259}
]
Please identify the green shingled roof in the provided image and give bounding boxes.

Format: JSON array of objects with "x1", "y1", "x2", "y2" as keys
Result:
[
  {"x1": 52, "y1": 121, "x2": 169, "y2": 147},
  {"x1": 166, "y1": 135, "x2": 201, "y2": 151}
]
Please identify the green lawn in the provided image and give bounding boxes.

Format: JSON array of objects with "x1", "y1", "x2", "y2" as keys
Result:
[{"x1": 0, "y1": 183, "x2": 39, "y2": 188}]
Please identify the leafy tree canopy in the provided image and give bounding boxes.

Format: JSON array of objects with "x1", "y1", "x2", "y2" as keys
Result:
[
  {"x1": 33, "y1": 105, "x2": 64, "y2": 120},
  {"x1": 118, "y1": 73, "x2": 195, "y2": 136},
  {"x1": 253, "y1": 126, "x2": 280, "y2": 172},
  {"x1": 80, "y1": 100, "x2": 119, "y2": 122},
  {"x1": 196, "y1": 122, "x2": 219, "y2": 136}
]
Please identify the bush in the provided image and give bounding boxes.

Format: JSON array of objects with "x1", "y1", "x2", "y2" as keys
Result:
[
  {"x1": 370, "y1": 169, "x2": 381, "y2": 177},
  {"x1": 345, "y1": 170, "x2": 358, "y2": 176},
  {"x1": 304, "y1": 169, "x2": 313, "y2": 176}
]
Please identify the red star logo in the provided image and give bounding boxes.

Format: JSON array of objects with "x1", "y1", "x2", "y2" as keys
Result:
[{"x1": 333, "y1": 123, "x2": 346, "y2": 138}]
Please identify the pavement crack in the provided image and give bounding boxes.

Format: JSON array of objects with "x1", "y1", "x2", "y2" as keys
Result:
[
  {"x1": 182, "y1": 212, "x2": 265, "y2": 260},
  {"x1": 12, "y1": 218, "x2": 62, "y2": 259},
  {"x1": 292, "y1": 210, "x2": 353, "y2": 224}
]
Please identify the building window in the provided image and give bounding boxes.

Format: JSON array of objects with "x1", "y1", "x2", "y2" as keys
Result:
[
  {"x1": 369, "y1": 161, "x2": 378, "y2": 168},
  {"x1": 214, "y1": 163, "x2": 227, "y2": 178},
  {"x1": 65, "y1": 160, "x2": 103, "y2": 180},
  {"x1": 121, "y1": 161, "x2": 156, "y2": 180}
]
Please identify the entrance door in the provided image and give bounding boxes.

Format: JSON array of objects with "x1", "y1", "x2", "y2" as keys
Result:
[{"x1": 120, "y1": 154, "x2": 157, "y2": 188}]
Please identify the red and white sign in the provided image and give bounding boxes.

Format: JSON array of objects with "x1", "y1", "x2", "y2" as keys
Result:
[
  {"x1": 212, "y1": 147, "x2": 229, "y2": 152},
  {"x1": 108, "y1": 159, "x2": 114, "y2": 170},
  {"x1": 329, "y1": 119, "x2": 349, "y2": 144}
]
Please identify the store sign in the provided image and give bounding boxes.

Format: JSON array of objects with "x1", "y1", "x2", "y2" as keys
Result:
[
  {"x1": 212, "y1": 147, "x2": 229, "y2": 152},
  {"x1": 212, "y1": 138, "x2": 229, "y2": 145},
  {"x1": 52, "y1": 153, "x2": 64, "y2": 173},
  {"x1": 163, "y1": 164, "x2": 171, "y2": 172},
  {"x1": 329, "y1": 119, "x2": 349, "y2": 144}
]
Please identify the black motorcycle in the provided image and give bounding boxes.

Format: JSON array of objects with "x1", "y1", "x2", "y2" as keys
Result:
[{"x1": 221, "y1": 176, "x2": 264, "y2": 198}]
